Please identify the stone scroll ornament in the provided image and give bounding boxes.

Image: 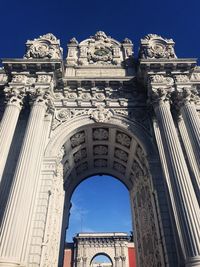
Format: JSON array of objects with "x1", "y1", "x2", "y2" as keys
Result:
[
  {"x1": 139, "y1": 34, "x2": 177, "y2": 59},
  {"x1": 24, "y1": 33, "x2": 63, "y2": 59}
]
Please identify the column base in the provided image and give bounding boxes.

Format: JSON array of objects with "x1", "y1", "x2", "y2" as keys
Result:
[
  {"x1": 0, "y1": 258, "x2": 24, "y2": 267},
  {"x1": 186, "y1": 256, "x2": 200, "y2": 267}
]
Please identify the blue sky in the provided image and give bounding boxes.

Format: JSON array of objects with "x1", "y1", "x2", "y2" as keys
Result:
[
  {"x1": 66, "y1": 175, "x2": 131, "y2": 242},
  {"x1": 1, "y1": 0, "x2": 200, "y2": 60},
  {"x1": 2, "y1": 0, "x2": 200, "y2": 242}
]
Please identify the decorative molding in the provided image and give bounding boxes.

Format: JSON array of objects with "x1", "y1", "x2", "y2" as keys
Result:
[
  {"x1": 139, "y1": 34, "x2": 176, "y2": 59},
  {"x1": 24, "y1": 33, "x2": 62, "y2": 59}
]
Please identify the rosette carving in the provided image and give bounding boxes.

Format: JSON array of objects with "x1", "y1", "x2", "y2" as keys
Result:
[{"x1": 24, "y1": 33, "x2": 62, "y2": 59}]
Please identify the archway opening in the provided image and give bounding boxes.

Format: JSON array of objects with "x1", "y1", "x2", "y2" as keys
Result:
[
  {"x1": 66, "y1": 175, "x2": 132, "y2": 242},
  {"x1": 55, "y1": 124, "x2": 165, "y2": 267},
  {"x1": 91, "y1": 254, "x2": 113, "y2": 267}
]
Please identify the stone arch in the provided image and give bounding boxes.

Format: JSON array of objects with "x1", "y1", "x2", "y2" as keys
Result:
[
  {"x1": 90, "y1": 253, "x2": 113, "y2": 265},
  {"x1": 39, "y1": 114, "x2": 167, "y2": 267}
]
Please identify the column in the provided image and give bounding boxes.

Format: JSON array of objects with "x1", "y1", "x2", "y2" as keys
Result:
[
  {"x1": 0, "y1": 87, "x2": 24, "y2": 180},
  {"x1": 151, "y1": 87, "x2": 200, "y2": 267},
  {"x1": 177, "y1": 88, "x2": 200, "y2": 195},
  {"x1": 0, "y1": 91, "x2": 50, "y2": 267},
  {"x1": 177, "y1": 116, "x2": 200, "y2": 204}
]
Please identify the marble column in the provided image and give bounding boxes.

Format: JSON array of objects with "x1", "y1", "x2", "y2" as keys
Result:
[
  {"x1": 176, "y1": 88, "x2": 200, "y2": 196},
  {"x1": 0, "y1": 92, "x2": 51, "y2": 267},
  {"x1": 151, "y1": 87, "x2": 200, "y2": 267},
  {"x1": 114, "y1": 256, "x2": 120, "y2": 267},
  {"x1": 0, "y1": 88, "x2": 24, "y2": 180}
]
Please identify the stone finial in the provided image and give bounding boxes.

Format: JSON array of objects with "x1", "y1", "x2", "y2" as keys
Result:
[
  {"x1": 139, "y1": 34, "x2": 177, "y2": 59},
  {"x1": 24, "y1": 33, "x2": 63, "y2": 59}
]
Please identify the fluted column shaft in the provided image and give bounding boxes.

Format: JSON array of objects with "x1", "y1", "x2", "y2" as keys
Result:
[
  {"x1": 181, "y1": 102, "x2": 200, "y2": 170},
  {"x1": 0, "y1": 93, "x2": 23, "y2": 180},
  {"x1": 0, "y1": 95, "x2": 49, "y2": 266},
  {"x1": 152, "y1": 89, "x2": 200, "y2": 267}
]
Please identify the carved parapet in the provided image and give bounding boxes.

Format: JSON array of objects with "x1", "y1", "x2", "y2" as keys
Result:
[
  {"x1": 66, "y1": 31, "x2": 134, "y2": 67},
  {"x1": 139, "y1": 34, "x2": 177, "y2": 59},
  {"x1": 24, "y1": 33, "x2": 63, "y2": 59}
]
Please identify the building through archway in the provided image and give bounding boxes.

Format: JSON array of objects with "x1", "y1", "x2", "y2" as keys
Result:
[
  {"x1": 0, "y1": 31, "x2": 200, "y2": 267},
  {"x1": 63, "y1": 233, "x2": 136, "y2": 267}
]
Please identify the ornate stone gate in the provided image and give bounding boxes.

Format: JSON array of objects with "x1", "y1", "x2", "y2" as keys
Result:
[{"x1": 0, "y1": 31, "x2": 200, "y2": 267}]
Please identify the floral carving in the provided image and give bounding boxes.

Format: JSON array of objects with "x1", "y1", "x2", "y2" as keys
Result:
[
  {"x1": 94, "y1": 93, "x2": 105, "y2": 101},
  {"x1": 56, "y1": 109, "x2": 71, "y2": 121},
  {"x1": 37, "y1": 75, "x2": 52, "y2": 83},
  {"x1": 94, "y1": 145, "x2": 108, "y2": 155},
  {"x1": 94, "y1": 159, "x2": 107, "y2": 167},
  {"x1": 12, "y1": 75, "x2": 26, "y2": 83},
  {"x1": 114, "y1": 149, "x2": 128, "y2": 162},
  {"x1": 113, "y1": 162, "x2": 126, "y2": 174},
  {"x1": 74, "y1": 149, "x2": 87, "y2": 163},
  {"x1": 70, "y1": 131, "x2": 85, "y2": 147},
  {"x1": 65, "y1": 92, "x2": 77, "y2": 99},
  {"x1": 150, "y1": 75, "x2": 174, "y2": 85},
  {"x1": 175, "y1": 75, "x2": 189, "y2": 83},
  {"x1": 76, "y1": 162, "x2": 88, "y2": 174},
  {"x1": 81, "y1": 93, "x2": 91, "y2": 100},
  {"x1": 150, "y1": 87, "x2": 171, "y2": 105},
  {"x1": 4, "y1": 86, "x2": 25, "y2": 107},
  {"x1": 90, "y1": 105, "x2": 113, "y2": 122},
  {"x1": 116, "y1": 132, "x2": 131, "y2": 148},
  {"x1": 132, "y1": 172, "x2": 163, "y2": 267},
  {"x1": 93, "y1": 128, "x2": 109, "y2": 140}
]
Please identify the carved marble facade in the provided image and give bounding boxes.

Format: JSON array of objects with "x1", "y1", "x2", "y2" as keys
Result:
[
  {"x1": 72, "y1": 233, "x2": 132, "y2": 267},
  {"x1": 0, "y1": 32, "x2": 200, "y2": 267}
]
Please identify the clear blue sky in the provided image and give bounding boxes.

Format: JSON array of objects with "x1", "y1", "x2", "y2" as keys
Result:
[
  {"x1": 1, "y1": 0, "x2": 200, "y2": 60},
  {"x1": 2, "y1": 0, "x2": 200, "y2": 242},
  {"x1": 66, "y1": 175, "x2": 132, "y2": 242}
]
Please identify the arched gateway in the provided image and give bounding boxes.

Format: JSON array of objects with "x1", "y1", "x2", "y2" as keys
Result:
[{"x1": 0, "y1": 32, "x2": 199, "y2": 267}]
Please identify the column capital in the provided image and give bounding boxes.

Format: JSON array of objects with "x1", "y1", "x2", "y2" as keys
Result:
[
  {"x1": 28, "y1": 87, "x2": 54, "y2": 113},
  {"x1": 149, "y1": 87, "x2": 172, "y2": 107},
  {"x1": 173, "y1": 87, "x2": 200, "y2": 108},
  {"x1": 121, "y1": 256, "x2": 126, "y2": 261},
  {"x1": 4, "y1": 86, "x2": 25, "y2": 109}
]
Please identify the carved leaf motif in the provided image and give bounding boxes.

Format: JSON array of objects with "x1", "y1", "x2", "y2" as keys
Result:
[
  {"x1": 70, "y1": 131, "x2": 85, "y2": 147},
  {"x1": 116, "y1": 132, "x2": 131, "y2": 148},
  {"x1": 56, "y1": 109, "x2": 71, "y2": 121},
  {"x1": 76, "y1": 162, "x2": 88, "y2": 174},
  {"x1": 74, "y1": 149, "x2": 87, "y2": 163},
  {"x1": 115, "y1": 149, "x2": 128, "y2": 162},
  {"x1": 94, "y1": 145, "x2": 108, "y2": 155},
  {"x1": 93, "y1": 128, "x2": 109, "y2": 140},
  {"x1": 113, "y1": 162, "x2": 126, "y2": 174},
  {"x1": 94, "y1": 159, "x2": 107, "y2": 167},
  {"x1": 90, "y1": 106, "x2": 113, "y2": 122}
]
